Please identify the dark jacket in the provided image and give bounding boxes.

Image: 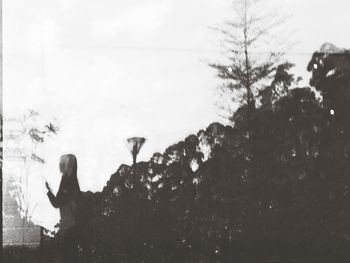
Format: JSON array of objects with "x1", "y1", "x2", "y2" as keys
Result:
[{"x1": 47, "y1": 176, "x2": 80, "y2": 231}]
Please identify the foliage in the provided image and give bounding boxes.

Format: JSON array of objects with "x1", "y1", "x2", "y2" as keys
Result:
[
  {"x1": 39, "y1": 45, "x2": 350, "y2": 263},
  {"x1": 209, "y1": 0, "x2": 290, "y2": 122},
  {"x1": 5, "y1": 110, "x2": 59, "y2": 223}
]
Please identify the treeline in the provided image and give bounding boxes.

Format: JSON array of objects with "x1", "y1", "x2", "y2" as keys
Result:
[{"x1": 47, "y1": 49, "x2": 350, "y2": 263}]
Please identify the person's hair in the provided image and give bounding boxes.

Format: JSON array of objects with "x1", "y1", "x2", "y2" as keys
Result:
[{"x1": 59, "y1": 154, "x2": 80, "y2": 193}]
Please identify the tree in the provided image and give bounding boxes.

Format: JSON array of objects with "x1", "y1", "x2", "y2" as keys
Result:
[
  {"x1": 259, "y1": 62, "x2": 298, "y2": 109},
  {"x1": 4, "y1": 109, "x2": 59, "y2": 244},
  {"x1": 62, "y1": 45, "x2": 350, "y2": 262},
  {"x1": 307, "y1": 43, "x2": 350, "y2": 118},
  {"x1": 210, "y1": 0, "x2": 290, "y2": 123}
]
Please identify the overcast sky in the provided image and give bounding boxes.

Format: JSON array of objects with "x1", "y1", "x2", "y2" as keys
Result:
[{"x1": 3, "y1": 0, "x2": 350, "y2": 229}]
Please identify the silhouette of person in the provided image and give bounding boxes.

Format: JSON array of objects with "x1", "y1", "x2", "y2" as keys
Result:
[{"x1": 46, "y1": 154, "x2": 80, "y2": 263}]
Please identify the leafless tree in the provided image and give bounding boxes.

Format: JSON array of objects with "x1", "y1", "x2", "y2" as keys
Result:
[{"x1": 210, "y1": 0, "x2": 292, "y2": 123}]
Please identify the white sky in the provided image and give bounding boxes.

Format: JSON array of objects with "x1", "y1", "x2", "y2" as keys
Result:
[{"x1": 3, "y1": 0, "x2": 350, "y2": 229}]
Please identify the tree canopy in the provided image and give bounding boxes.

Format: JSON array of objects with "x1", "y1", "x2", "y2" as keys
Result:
[{"x1": 57, "y1": 45, "x2": 350, "y2": 263}]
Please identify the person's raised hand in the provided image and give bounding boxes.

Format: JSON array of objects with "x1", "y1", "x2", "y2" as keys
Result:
[{"x1": 45, "y1": 181, "x2": 52, "y2": 192}]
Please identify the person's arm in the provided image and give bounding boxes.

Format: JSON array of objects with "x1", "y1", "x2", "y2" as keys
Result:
[
  {"x1": 46, "y1": 181, "x2": 69, "y2": 208},
  {"x1": 47, "y1": 190, "x2": 60, "y2": 208}
]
